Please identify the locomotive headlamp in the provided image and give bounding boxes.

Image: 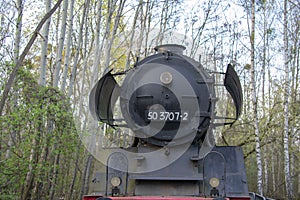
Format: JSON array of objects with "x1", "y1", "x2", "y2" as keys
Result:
[
  {"x1": 160, "y1": 71, "x2": 173, "y2": 85},
  {"x1": 209, "y1": 177, "x2": 220, "y2": 188},
  {"x1": 110, "y1": 176, "x2": 121, "y2": 187}
]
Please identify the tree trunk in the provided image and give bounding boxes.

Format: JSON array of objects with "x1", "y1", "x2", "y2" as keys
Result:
[
  {"x1": 67, "y1": 145, "x2": 81, "y2": 199},
  {"x1": 137, "y1": 0, "x2": 152, "y2": 57},
  {"x1": 68, "y1": 0, "x2": 90, "y2": 97},
  {"x1": 125, "y1": 0, "x2": 142, "y2": 69},
  {"x1": 283, "y1": 0, "x2": 292, "y2": 198},
  {"x1": 80, "y1": 154, "x2": 93, "y2": 198},
  {"x1": 90, "y1": 0, "x2": 103, "y2": 83},
  {"x1": 61, "y1": 0, "x2": 75, "y2": 91},
  {"x1": 13, "y1": 0, "x2": 23, "y2": 63},
  {"x1": 271, "y1": 147, "x2": 276, "y2": 194},
  {"x1": 104, "y1": 0, "x2": 119, "y2": 68},
  {"x1": 6, "y1": 0, "x2": 23, "y2": 159},
  {"x1": 39, "y1": 0, "x2": 52, "y2": 86},
  {"x1": 250, "y1": 0, "x2": 263, "y2": 195},
  {"x1": 21, "y1": 125, "x2": 41, "y2": 200},
  {"x1": 53, "y1": 0, "x2": 69, "y2": 87},
  {"x1": 262, "y1": 1, "x2": 268, "y2": 194},
  {"x1": 49, "y1": 152, "x2": 61, "y2": 199},
  {"x1": 155, "y1": 0, "x2": 168, "y2": 46}
]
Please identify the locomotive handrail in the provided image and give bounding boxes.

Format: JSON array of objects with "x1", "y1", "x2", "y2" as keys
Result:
[
  {"x1": 213, "y1": 122, "x2": 237, "y2": 127},
  {"x1": 214, "y1": 116, "x2": 237, "y2": 120},
  {"x1": 212, "y1": 116, "x2": 238, "y2": 127}
]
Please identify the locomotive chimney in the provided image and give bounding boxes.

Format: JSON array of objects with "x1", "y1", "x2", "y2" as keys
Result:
[{"x1": 154, "y1": 44, "x2": 186, "y2": 55}]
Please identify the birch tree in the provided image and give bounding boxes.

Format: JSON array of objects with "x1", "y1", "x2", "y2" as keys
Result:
[
  {"x1": 53, "y1": 0, "x2": 69, "y2": 87},
  {"x1": 104, "y1": 0, "x2": 126, "y2": 69},
  {"x1": 137, "y1": 0, "x2": 152, "y2": 57},
  {"x1": 283, "y1": 0, "x2": 292, "y2": 198},
  {"x1": 13, "y1": 0, "x2": 22, "y2": 64},
  {"x1": 91, "y1": 0, "x2": 103, "y2": 84},
  {"x1": 64, "y1": 0, "x2": 91, "y2": 195},
  {"x1": 258, "y1": 0, "x2": 272, "y2": 194},
  {"x1": 155, "y1": 0, "x2": 169, "y2": 46},
  {"x1": 5, "y1": 0, "x2": 23, "y2": 159},
  {"x1": 288, "y1": 0, "x2": 299, "y2": 197},
  {"x1": 250, "y1": 0, "x2": 263, "y2": 195},
  {"x1": 68, "y1": 0, "x2": 90, "y2": 97},
  {"x1": 61, "y1": 0, "x2": 75, "y2": 91},
  {"x1": 125, "y1": 0, "x2": 143, "y2": 69},
  {"x1": 39, "y1": 0, "x2": 52, "y2": 86}
]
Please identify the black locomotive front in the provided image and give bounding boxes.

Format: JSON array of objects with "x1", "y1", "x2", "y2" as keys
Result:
[
  {"x1": 119, "y1": 44, "x2": 215, "y2": 146},
  {"x1": 88, "y1": 44, "x2": 248, "y2": 199}
]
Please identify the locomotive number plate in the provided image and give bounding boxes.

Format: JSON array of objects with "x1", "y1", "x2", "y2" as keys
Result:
[{"x1": 146, "y1": 111, "x2": 189, "y2": 121}]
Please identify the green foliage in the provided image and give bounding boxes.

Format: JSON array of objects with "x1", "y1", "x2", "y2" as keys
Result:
[{"x1": 0, "y1": 67, "x2": 84, "y2": 198}]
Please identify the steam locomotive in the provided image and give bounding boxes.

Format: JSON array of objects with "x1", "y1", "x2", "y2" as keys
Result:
[{"x1": 84, "y1": 44, "x2": 253, "y2": 200}]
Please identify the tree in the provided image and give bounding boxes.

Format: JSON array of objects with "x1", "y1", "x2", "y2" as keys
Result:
[
  {"x1": 90, "y1": 0, "x2": 103, "y2": 84},
  {"x1": 0, "y1": 0, "x2": 63, "y2": 116},
  {"x1": 53, "y1": 0, "x2": 69, "y2": 88},
  {"x1": 60, "y1": 0, "x2": 75, "y2": 91},
  {"x1": 283, "y1": 0, "x2": 292, "y2": 198},
  {"x1": 68, "y1": 0, "x2": 90, "y2": 97},
  {"x1": 39, "y1": 0, "x2": 52, "y2": 86},
  {"x1": 250, "y1": 0, "x2": 263, "y2": 195},
  {"x1": 5, "y1": 0, "x2": 23, "y2": 160}
]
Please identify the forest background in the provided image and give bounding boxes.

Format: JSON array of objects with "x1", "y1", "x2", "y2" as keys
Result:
[{"x1": 0, "y1": 0, "x2": 299, "y2": 199}]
